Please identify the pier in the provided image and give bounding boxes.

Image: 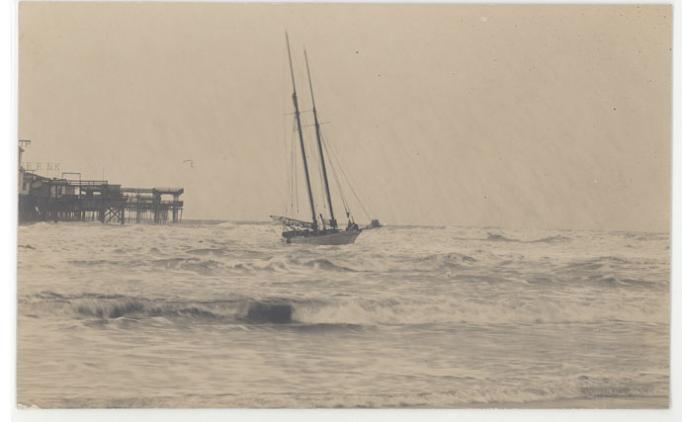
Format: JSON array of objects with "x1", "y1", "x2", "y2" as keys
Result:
[
  {"x1": 18, "y1": 142, "x2": 184, "y2": 225},
  {"x1": 19, "y1": 172, "x2": 184, "y2": 225}
]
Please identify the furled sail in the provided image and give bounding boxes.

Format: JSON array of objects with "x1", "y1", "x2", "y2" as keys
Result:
[{"x1": 270, "y1": 215, "x2": 314, "y2": 230}]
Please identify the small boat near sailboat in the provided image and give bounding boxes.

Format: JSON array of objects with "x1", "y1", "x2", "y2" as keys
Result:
[
  {"x1": 271, "y1": 34, "x2": 363, "y2": 245},
  {"x1": 365, "y1": 219, "x2": 383, "y2": 230}
]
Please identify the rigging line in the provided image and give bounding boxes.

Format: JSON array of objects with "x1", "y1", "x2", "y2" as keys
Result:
[
  {"x1": 323, "y1": 135, "x2": 350, "y2": 216},
  {"x1": 289, "y1": 118, "x2": 295, "y2": 214},
  {"x1": 284, "y1": 119, "x2": 292, "y2": 216},
  {"x1": 322, "y1": 132, "x2": 371, "y2": 220},
  {"x1": 302, "y1": 123, "x2": 328, "y2": 215},
  {"x1": 316, "y1": 129, "x2": 328, "y2": 214},
  {"x1": 329, "y1": 155, "x2": 350, "y2": 216},
  {"x1": 331, "y1": 142, "x2": 370, "y2": 219},
  {"x1": 281, "y1": 47, "x2": 290, "y2": 217},
  {"x1": 291, "y1": 116, "x2": 301, "y2": 215},
  {"x1": 319, "y1": 163, "x2": 328, "y2": 212},
  {"x1": 282, "y1": 128, "x2": 288, "y2": 217},
  {"x1": 287, "y1": 117, "x2": 291, "y2": 213},
  {"x1": 290, "y1": 120, "x2": 296, "y2": 213},
  {"x1": 285, "y1": 134, "x2": 290, "y2": 216},
  {"x1": 290, "y1": 133, "x2": 293, "y2": 214},
  {"x1": 289, "y1": 116, "x2": 299, "y2": 216}
]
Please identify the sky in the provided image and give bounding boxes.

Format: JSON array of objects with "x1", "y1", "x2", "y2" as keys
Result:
[{"x1": 18, "y1": 3, "x2": 671, "y2": 232}]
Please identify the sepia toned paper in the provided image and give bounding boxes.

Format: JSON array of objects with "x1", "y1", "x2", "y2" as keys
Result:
[{"x1": 17, "y1": 2, "x2": 671, "y2": 408}]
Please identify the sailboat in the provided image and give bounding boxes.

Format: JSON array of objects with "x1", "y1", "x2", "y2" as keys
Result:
[{"x1": 271, "y1": 35, "x2": 362, "y2": 245}]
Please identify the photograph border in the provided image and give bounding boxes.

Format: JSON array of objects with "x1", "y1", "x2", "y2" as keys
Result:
[{"x1": 3, "y1": 0, "x2": 679, "y2": 421}]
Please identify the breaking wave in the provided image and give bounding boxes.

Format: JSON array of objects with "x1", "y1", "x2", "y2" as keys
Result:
[
  {"x1": 412, "y1": 252, "x2": 477, "y2": 271},
  {"x1": 68, "y1": 257, "x2": 223, "y2": 275},
  {"x1": 485, "y1": 232, "x2": 571, "y2": 243},
  {"x1": 302, "y1": 258, "x2": 357, "y2": 272},
  {"x1": 21, "y1": 288, "x2": 666, "y2": 327}
]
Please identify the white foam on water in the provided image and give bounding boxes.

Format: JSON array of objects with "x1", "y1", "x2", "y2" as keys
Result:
[{"x1": 16, "y1": 223, "x2": 670, "y2": 407}]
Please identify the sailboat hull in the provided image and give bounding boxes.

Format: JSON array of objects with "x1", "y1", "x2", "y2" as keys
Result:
[{"x1": 286, "y1": 230, "x2": 361, "y2": 245}]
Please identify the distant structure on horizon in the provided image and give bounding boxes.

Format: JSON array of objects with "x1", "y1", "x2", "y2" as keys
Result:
[{"x1": 18, "y1": 140, "x2": 185, "y2": 225}]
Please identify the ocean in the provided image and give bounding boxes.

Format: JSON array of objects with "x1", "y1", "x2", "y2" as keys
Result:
[{"x1": 16, "y1": 222, "x2": 670, "y2": 408}]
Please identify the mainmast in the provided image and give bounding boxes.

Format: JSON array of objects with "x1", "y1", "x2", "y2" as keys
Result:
[
  {"x1": 304, "y1": 50, "x2": 337, "y2": 229},
  {"x1": 286, "y1": 33, "x2": 318, "y2": 230}
]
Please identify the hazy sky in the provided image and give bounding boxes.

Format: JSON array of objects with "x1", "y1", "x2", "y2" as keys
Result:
[{"x1": 19, "y1": 3, "x2": 671, "y2": 231}]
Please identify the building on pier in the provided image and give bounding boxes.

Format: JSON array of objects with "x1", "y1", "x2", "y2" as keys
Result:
[{"x1": 18, "y1": 141, "x2": 184, "y2": 225}]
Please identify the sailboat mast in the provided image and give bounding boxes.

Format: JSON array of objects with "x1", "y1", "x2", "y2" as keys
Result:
[
  {"x1": 304, "y1": 50, "x2": 336, "y2": 229},
  {"x1": 286, "y1": 34, "x2": 318, "y2": 230}
]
